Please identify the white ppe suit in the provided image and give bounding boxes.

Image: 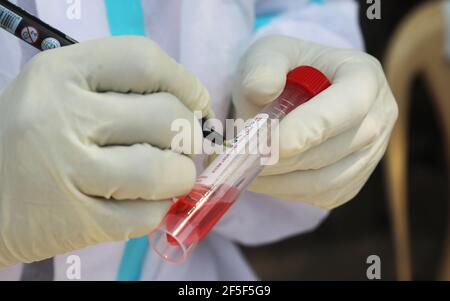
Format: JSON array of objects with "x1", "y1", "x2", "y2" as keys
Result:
[{"x1": 0, "y1": 0, "x2": 375, "y2": 280}]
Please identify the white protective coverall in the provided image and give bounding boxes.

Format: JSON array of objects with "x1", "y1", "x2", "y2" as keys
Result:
[{"x1": 0, "y1": 0, "x2": 364, "y2": 280}]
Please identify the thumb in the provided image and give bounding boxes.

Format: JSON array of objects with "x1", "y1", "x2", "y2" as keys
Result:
[{"x1": 236, "y1": 46, "x2": 290, "y2": 107}]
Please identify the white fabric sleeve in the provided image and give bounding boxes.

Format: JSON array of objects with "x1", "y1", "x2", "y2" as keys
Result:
[
  {"x1": 213, "y1": 0, "x2": 363, "y2": 246},
  {"x1": 0, "y1": 27, "x2": 23, "y2": 280},
  {"x1": 0, "y1": 29, "x2": 22, "y2": 90},
  {"x1": 253, "y1": 0, "x2": 364, "y2": 50},
  {"x1": 214, "y1": 192, "x2": 329, "y2": 246}
]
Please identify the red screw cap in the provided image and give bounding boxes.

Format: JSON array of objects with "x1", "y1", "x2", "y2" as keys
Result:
[{"x1": 287, "y1": 66, "x2": 332, "y2": 98}]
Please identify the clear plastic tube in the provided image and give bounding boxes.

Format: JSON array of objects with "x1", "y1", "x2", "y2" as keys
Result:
[{"x1": 149, "y1": 66, "x2": 331, "y2": 263}]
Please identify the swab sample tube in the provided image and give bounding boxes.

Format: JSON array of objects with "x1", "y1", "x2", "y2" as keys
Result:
[{"x1": 149, "y1": 66, "x2": 332, "y2": 263}]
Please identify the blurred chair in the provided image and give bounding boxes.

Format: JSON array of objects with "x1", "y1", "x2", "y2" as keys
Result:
[{"x1": 384, "y1": 0, "x2": 450, "y2": 281}]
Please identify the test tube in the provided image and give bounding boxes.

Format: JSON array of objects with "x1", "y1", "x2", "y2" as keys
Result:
[{"x1": 149, "y1": 66, "x2": 332, "y2": 263}]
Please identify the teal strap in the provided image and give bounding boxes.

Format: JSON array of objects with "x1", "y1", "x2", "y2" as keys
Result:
[
  {"x1": 254, "y1": 0, "x2": 325, "y2": 31},
  {"x1": 104, "y1": 0, "x2": 146, "y2": 36},
  {"x1": 254, "y1": 14, "x2": 278, "y2": 31},
  {"x1": 116, "y1": 236, "x2": 150, "y2": 281},
  {"x1": 104, "y1": 0, "x2": 149, "y2": 281}
]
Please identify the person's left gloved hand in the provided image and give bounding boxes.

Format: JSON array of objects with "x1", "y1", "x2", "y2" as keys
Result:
[
  {"x1": 0, "y1": 37, "x2": 211, "y2": 267},
  {"x1": 232, "y1": 35, "x2": 398, "y2": 210}
]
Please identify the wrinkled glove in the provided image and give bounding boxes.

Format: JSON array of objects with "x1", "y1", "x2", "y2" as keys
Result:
[
  {"x1": 0, "y1": 37, "x2": 212, "y2": 267},
  {"x1": 233, "y1": 35, "x2": 398, "y2": 209}
]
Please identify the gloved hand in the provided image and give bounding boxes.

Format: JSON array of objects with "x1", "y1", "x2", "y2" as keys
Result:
[
  {"x1": 233, "y1": 35, "x2": 398, "y2": 209},
  {"x1": 0, "y1": 37, "x2": 212, "y2": 267}
]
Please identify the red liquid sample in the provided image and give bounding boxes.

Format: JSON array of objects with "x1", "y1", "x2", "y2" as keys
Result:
[{"x1": 164, "y1": 184, "x2": 240, "y2": 246}]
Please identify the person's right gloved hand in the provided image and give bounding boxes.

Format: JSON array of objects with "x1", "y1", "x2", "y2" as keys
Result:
[
  {"x1": 0, "y1": 37, "x2": 212, "y2": 267},
  {"x1": 232, "y1": 35, "x2": 398, "y2": 210}
]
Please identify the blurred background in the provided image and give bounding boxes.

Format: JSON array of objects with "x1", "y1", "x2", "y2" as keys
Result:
[{"x1": 242, "y1": 0, "x2": 450, "y2": 281}]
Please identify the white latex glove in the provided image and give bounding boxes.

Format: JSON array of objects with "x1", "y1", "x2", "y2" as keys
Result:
[
  {"x1": 233, "y1": 35, "x2": 398, "y2": 209},
  {"x1": 0, "y1": 37, "x2": 212, "y2": 267}
]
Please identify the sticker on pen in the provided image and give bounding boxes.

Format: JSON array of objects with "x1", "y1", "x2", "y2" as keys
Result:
[
  {"x1": 21, "y1": 25, "x2": 39, "y2": 44},
  {"x1": 0, "y1": 4, "x2": 22, "y2": 34},
  {"x1": 41, "y1": 37, "x2": 61, "y2": 50}
]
